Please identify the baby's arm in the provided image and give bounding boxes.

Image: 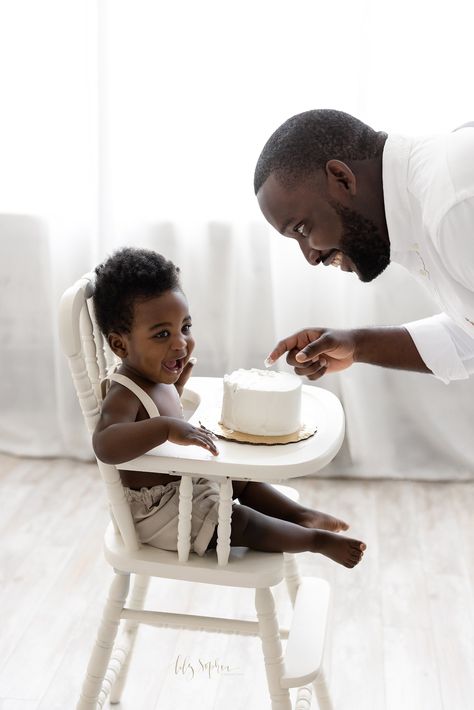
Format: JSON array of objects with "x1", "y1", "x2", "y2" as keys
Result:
[{"x1": 93, "y1": 385, "x2": 218, "y2": 465}]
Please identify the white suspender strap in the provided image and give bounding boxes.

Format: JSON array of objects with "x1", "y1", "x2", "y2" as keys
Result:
[{"x1": 108, "y1": 373, "x2": 160, "y2": 418}]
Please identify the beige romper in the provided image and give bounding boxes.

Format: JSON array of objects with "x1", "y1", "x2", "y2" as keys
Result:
[{"x1": 109, "y1": 373, "x2": 220, "y2": 556}]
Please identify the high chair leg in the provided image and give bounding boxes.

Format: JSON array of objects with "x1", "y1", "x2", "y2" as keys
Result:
[
  {"x1": 283, "y1": 553, "x2": 302, "y2": 607},
  {"x1": 295, "y1": 684, "x2": 312, "y2": 709},
  {"x1": 77, "y1": 571, "x2": 130, "y2": 709},
  {"x1": 313, "y1": 667, "x2": 333, "y2": 710},
  {"x1": 109, "y1": 574, "x2": 151, "y2": 704},
  {"x1": 255, "y1": 587, "x2": 292, "y2": 710}
]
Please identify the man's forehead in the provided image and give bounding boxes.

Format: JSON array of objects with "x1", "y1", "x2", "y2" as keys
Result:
[
  {"x1": 256, "y1": 177, "x2": 286, "y2": 230},
  {"x1": 257, "y1": 172, "x2": 323, "y2": 227}
]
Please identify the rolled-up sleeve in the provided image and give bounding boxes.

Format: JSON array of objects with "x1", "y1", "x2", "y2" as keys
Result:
[{"x1": 404, "y1": 313, "x2": 474, "y2": 383}]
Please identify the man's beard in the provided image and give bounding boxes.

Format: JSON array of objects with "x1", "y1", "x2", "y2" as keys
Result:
[{"x1": 330, "y1": 201, "x2": 390, "y2": 283}]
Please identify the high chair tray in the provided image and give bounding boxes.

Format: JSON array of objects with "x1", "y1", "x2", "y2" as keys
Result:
[{"x1": 116, "y1": 376, "x2": 344, "y2": 482}]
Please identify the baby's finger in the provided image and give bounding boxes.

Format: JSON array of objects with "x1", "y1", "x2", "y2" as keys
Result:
[
  {"x1": 199, "y1": 423, "x2": 217, "y2": 438},
  {"x1": 195, "y1": 433, "x2": 219, "y2": 455}
]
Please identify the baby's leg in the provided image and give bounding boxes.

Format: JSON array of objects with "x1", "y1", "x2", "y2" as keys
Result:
[
  {"x1": 224, "y1": 504, "x2": 365, "y2": 569},
  {"x1": 232, "y1": 481, "x2": 349, "y2": 533}
]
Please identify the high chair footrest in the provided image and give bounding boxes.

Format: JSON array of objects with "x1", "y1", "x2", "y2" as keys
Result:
[
  {"x1": 104, "y1": 524, "x2": 285, "y2": 588},
  {"x1": 281, "y1": 577, "x2": 330, "y2": 688}
]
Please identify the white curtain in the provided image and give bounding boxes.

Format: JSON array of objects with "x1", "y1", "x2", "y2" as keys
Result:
[{"x1": 1, "y1": 0, "x2": 473, "y2": 478}]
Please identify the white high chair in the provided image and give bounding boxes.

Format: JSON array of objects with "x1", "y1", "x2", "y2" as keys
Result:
[{"x1": 59, "y1": 273, "x2": 344, "y2": 710}]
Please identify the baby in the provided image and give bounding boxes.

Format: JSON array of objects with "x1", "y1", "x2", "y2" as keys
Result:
[{"x1": 92, "y1": 247, "x2": 366, "y2": 567}]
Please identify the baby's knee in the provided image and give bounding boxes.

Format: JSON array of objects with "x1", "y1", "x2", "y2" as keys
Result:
[
  {"x1": 231, "y1": 480, "x2": 250, "y2": 499},
  {"x1": 231, "y1": 502, "x2": 250, "y2": 524},
  {"x1": 230, "y1": 503, "x2": 252, "y2": 537},
  {"x1": 206, "y1": 504, "x2": 251, "y2": 551}
]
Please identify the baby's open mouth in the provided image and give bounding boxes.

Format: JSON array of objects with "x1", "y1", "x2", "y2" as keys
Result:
[{"x1": 162, "y1": 357, "x2": 185, "y2": 374}]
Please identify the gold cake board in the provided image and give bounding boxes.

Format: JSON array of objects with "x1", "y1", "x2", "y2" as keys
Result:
[{"x1": 199, "y1": 414, "x2": 317, "y2": 446}]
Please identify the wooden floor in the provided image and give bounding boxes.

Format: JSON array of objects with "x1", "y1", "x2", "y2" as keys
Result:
[{"x1": 0, "y1": 453, "x2": 473, "y2": 710}]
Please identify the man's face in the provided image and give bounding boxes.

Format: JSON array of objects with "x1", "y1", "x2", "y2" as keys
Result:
[{"x1": 257, "y1": 172, "x2": 390, "y2": 283}]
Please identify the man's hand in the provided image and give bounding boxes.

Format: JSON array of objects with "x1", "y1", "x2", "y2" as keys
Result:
[
  {"x1": 266, "y1": 325, "x2": 431, "y2": 380},
  {"x1": 174, "y1": 356, "x2": 197, "y2": 397},
  {"x1": 266, "y1": 328, "x2": 356, "y2": 381},
  {"x1": 167, "y1": 419, "x2": 219, "y2": 456}
]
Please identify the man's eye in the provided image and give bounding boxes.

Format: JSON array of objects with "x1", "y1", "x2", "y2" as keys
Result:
[{"x1": 294, "y1": 223, "x2": 307, "y2": 238}]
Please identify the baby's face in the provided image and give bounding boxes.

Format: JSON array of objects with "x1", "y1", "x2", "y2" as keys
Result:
[{"x1": 121, "y1": 288, "x2": 194, "y2": 385}]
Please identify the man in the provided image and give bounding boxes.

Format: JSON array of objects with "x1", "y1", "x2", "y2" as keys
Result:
[{"x1": 254, "y1": 109, "x2": 474, "y2": 384}]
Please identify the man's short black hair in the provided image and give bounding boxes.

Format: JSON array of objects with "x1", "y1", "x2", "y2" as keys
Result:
[
  {"x1": 254, "y1": 109, "x2": 387, "y2": 194},
  {"x1": 93, "y1": 247, "x2": 181, "y2": 335}
]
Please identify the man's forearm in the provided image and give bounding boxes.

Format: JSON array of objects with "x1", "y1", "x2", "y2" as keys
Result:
[{"x1": 353, "y1": 326, "x2": 432, "y2": 373}]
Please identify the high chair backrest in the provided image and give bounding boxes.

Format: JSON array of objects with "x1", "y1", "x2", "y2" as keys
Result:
[{"x1": 58, "y1": 273, "x2": 141, "y2": 552}]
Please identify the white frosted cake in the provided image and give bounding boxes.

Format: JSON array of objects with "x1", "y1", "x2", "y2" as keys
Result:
[{"x1": 220, "y1": 368, "x2": 302, "y2": 436}]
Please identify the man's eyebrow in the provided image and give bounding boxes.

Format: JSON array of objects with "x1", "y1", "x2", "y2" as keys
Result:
[{"x1": 279, "y1": 218, "x2": 294, "y2": 234}]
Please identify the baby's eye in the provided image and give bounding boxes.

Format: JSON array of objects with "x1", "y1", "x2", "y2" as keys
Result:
[
  {"x1": 182, "y1": 323, "x2": 192, "y2": 333},
  {"x1": 154, "y1": 330, "x2": 170, "y2": 339}
]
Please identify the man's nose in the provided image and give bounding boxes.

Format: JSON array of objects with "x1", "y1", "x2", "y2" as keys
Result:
[{"x1": 300, "y1": 242, "x2": 321, "y2": 266}]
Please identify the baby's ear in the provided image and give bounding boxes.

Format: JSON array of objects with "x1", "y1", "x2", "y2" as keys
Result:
[{"x1": 108, "y1": 332, "x2": 127, "y2": 358}]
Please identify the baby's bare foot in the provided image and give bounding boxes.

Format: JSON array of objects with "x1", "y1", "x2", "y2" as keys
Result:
[
  {"x1": 297, "y1": 508, "x2": 349, "y2": 533},
  {"x1": 312, "y1": 530, "x2": 366, "y2": 568}
]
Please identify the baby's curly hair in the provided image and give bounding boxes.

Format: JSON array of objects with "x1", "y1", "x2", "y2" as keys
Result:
[{"x1": 93, "y1": 247, "x2": 181, "y2": 335}]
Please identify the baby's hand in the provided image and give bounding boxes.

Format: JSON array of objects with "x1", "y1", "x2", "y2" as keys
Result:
[
  {"x1": 167, "y1": 419, "x2": 219, "y2": 456},
  {"x1": 174, "y1": 356, "x2": 197, "y2": 397}
]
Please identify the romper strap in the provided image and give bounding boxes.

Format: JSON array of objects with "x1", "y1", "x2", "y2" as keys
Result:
[{"x1": 108, "y1": 373, "x2": 160, "y2": 418}]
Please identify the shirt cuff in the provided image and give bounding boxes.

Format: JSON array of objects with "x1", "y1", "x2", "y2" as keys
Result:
[{"x1": 403, "y1": 314, "x2": 470, "y2": 384}]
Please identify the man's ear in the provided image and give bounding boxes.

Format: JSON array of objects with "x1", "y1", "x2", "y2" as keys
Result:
[
  {"x1": 325, "y1": 159, "x2": 357, "y2": 198},
  {"x1": 107, "y1": 332, "x2": 128, "y2": 358}
]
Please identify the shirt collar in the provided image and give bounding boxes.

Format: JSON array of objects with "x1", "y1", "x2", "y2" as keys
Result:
[{"x1": 382, "y1": 134, "x2": 415, "y2": 259}]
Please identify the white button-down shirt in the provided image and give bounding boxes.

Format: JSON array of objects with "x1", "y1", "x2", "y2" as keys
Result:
[{"x1": 382, "y1": 129, "x2": 474, "y2": 383}]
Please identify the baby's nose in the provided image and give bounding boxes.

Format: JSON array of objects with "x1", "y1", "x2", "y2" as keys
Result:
[{"x1": 171, "y1": 334, "x2": 187, "y2": 350}]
